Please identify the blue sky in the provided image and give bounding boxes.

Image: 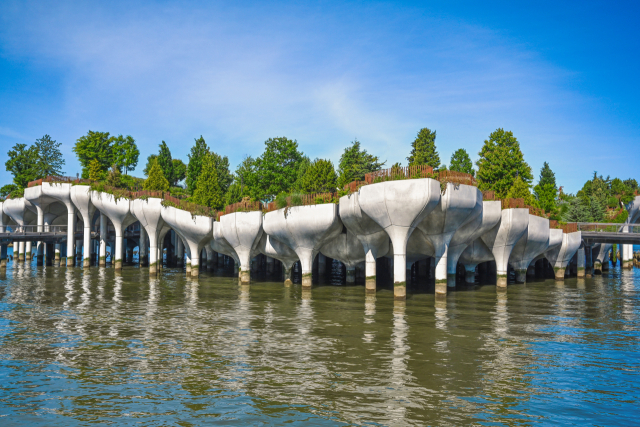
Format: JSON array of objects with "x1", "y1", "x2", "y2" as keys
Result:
[{"x1": 1, "y1": 0, "x2": 638, "y2": 193}]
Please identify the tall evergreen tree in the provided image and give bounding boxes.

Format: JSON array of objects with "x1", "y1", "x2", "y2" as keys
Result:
[
  {"x1": 407, "y1": 127, "x2": 440, "y2": 169},
  {"x1": 171, "y1": 159, "x2": 187, "y2": 186},
  {"x1": 449, "y1": 148, "x2": 474, "y2": 176},
  {"x1": 186, "y1": 136, "x2": 209, "y2": 194},
  {"x1": 143, "y1": 159, "x2": 170, "y2": 191},
  {"x1": 34, "y1": 135, "x2": 65, "y2": 177},
  {"x1": 143, "y1": 155, "x2": 158, "y2": 176},
  {"x1": 156, "y1": 141, "x2": 174, "y2": 184},
  {"x1": 337, "y1": 139, "x2": 385, "y2": 188},
  {"x1": 533, "y1": 162, "x2": 558, "y2": 214},
  {"x1": 298, "y1": 159, "x2": 338, "y2": 193},
  {"x1": 211, "y1": 152, "x2": 233, "y2": 194},
  {"x1": 476, "y1": 128, "x2": 533, "y2": 198},
  {"x1": 191, "y1": 152, "x2": 223, "y2": 209},
  {"x1": 505, "y1": 175, "x2": 536, "y2": 206}
]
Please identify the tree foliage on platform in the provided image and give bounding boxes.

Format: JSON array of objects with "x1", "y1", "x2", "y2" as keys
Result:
[
  {"x1": 143, "y1": 159, "x2": 170, "y2": 191},
  {"x1": 476, "y1": 128, "x2": 533, "y2": 199},
  {"x1": 449, "y1": 148, "x2": 474, "y2": 176},
  {"x1": 191, "y1": 152, "x2": 223, "y2": 209},
  {"x1": 187, "y1": 136, "x2": 209, "y2": 195},
  {"x1": 407, "y1": 127, "x2": 440, "y2": 169},
  {"x1": 337, "y1": 139, "x2": 385, "y2": 188},
  {"x1": 297, "y1": 159, "x2": 337, "y2": 193}
]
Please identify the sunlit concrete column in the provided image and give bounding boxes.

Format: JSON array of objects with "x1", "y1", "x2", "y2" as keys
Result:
[
  {"x1": 365, "y1": 252, "x2": 377, "y2": 292},
  {"x1": 66, "y1": 205, "x2": 76, "y2": 266},
  {"x1": 82, "y1": 224, "x2": 91, "y2": 269},
  {"x1": 185, "y1": 254, "x2": 191, "y2": 274},
  {"x1": 577, "y1": 247, "x2": 585, "y2": 278},
  {"x1": 99, "y1": 213, "x2": 107, "y2": 266},
  {"x1": 622, "y1": 243, "x2": 633, "y2": 269},
  {"x1": 17, "y1": 241, "x2": 25, "y2": 262},
  {"x1": 25, "y1": 241, "x2": 33, "y2": 262}
]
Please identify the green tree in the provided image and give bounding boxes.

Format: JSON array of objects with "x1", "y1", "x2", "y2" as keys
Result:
[
  {"x1": 337, "y1": 139, "x2": 385, "y2": 188},
  {"x1": 562, "y1": 198, "x2": 593, "y2": 222},
  {"x1": 533, "y1": 162, "x2": 558, "y2": 214},
  {"x1": 623, "y1": 178, "x2": 638, "y2": 191},
  {"x1": 225, "y1": 155, "x2": 258, "y2": 203},
  {"x1": 211, "y1": 153, "x2": 232, "y2": 194},
  {"x1": 143, "y1": 159, "x2": 170, "y2": 191},
  {"x1": 191, "y1": 152, "x2": 223, "y2": 209},
  {"x1": 171, "y1": 159, "x2": 187, "y2": 186},
  {"x1": 5, "y1": 143, "x2": 38, "y2": 188},
  {"x1": 407, "y1": 127, "x2": 440, "y2": 169},
  {"x1": 298, "y1": 158, "x2": 338, "y2": 193},
  {"x1": 156, "y1": 141, "x2": 174, "y2": 184},
  {"x1": 476, "y1": 128, "x2": 533, "y2": 198},
  {"x1": 143, "y1": 154, "x2": 158, "y2": 176},
  {"x1": 34, "y1": 135, "x2": 65, "y2": 177},
  {"x1": 253, "y1": 136, "x2": 306, "y2": 200},
  {"x1": 105, "y1": 165, "x2": 122, "y2": 188},
  {"x1": 73, "y1": 131, "x2": 114, "y2": 178},
  {"x1": 0, "y1": 184, "x2": 19, "y2": 199},
  {"x1": 88, "y1": 159, "x2": 105, "y2": 181},
  {"x1": 505, "y1": 175, "x2": 536, "y2": 206},
  {"x1": 449, "y1": 148, "x2": 474, "y2": 176},
  {"x1": 186, "y1": 136, "x2": 209, "y2": 194},
  {"x1": 112, "y1": 135, "x2": 139, "y2": 175}
]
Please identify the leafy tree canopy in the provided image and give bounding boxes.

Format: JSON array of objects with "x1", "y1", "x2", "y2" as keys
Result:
[
  {"x1": 112, "y1": 135, "x2": 139, "y2": 175},
  {"x1": 449, "y1": 148, "x2": 474, "y2": 176},
  {"x1": 0, "y1": 184, "x2": 20, "y2": 199},
  {"x1": 88, "y1": 159, "x2": 105, "y2": 181},
  {"x1": 297, "y1": 158, "x2": 338, "y2": 193},
  {"x1": 143, "y1": 155, "x2": 158, "y2": 176},
  {"x1": 476, "y1": 128, "x2": 533, "y2": 198},
  {"x1": 337, "y1": 139, "x2": 385, "y2": 188},
  {"x1": 210, "y1": 152, "x2": 232, "y2": 194},
  {"x1": 506, "y1": 175, "x2": 536, "y2": 206},
  {"x1": 143, "y1": 159, "x2": 170, "y2": 191},
  {"x1": 172, "y1": 159, "x2": 187, "y2": 186},
  {"x1": 187, "y1": 136, "x2": 209, "y2": 194},
  {"x1": 6, "y1": 143, "x2": 38, "y2": 188},
  {"x1": 157, "y1": 141, "x2": 174, "y2": 185},
  {"x1": 407, "y1": 127, "x2": 440, "y2": 169},
  {"x1": 252, "y1": 136, "x2": 305, "y2": 200},
  {"x1": 33, "y1": 135, "x2": 65, "y2": 177}
]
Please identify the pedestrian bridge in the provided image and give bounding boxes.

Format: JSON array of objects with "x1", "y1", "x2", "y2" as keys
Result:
[{"x1": 578, "y1": 223, "x2": 640, "y2": 245}]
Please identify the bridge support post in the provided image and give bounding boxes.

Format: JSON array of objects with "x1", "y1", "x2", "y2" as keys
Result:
[
  {"x1": 139, "y1": 228, "x2": 148, "y2": 266},
  {"x1": 176, "y1": 238, "x2": 184, "y2": 267},
  {"x1": 577, "y1": 247, "x2": 585, "y2": 278},
  {"x1": 585, "y1": 245, "x2": 593, "y2": 277},
  {"x1": 26, "y1": 241, "x2": 32, "y2": 261},
  {"x1": 0, "y1": 244, "x2": 6, "y2": 269},
  {"x1": 17, "y1": 241, "x2": 25, "y2": 263},
  {"x1": 622, "y1": 243, "x2": 633, "y2": 269},
  {"x1": 317, "y1": 254, "x2": 326, "y2": 276},
  {"x1": 99, "y1": 213, "x2": 107, "y2": 267},
  {"x1": 66, "y1": 206, "x2": 76, "y2": 266}
]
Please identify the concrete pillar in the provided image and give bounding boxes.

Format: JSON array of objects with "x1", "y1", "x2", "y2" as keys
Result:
[
  {"x1": 186, "y1": 254, "x2": 192, "y2": 274},
  {"x1": 266, "y1": 256, "x2": 274, "y2": 275},
  {"x1": 464, "y1": 265, "x2": 476, "y2": 284},
  {"x1": 585, "y1": 245, "x2": 593, "y2": 277},
  {"x1": 25, "y1": 241, "x2": 32, "y2": 261},
  {"x1": 66, "y1": 206, "x2": 76, "y2": 266},
  {"x1": 45, "y1": 242, "x2": 54, "y2": 266},
  {"x1": 576, "y1": 247, "x2": 585, "y2": 278},
  {"x1": 345, "y1": 266, "x2": 356, "y2": 283},
  {"x1": 0, "y1": 244, "x2": 7, "y2": 269},
  {"x1": 82, "y1": 219, "x2": 91, "y2": 269},
  {"x1": 205, "y1": 246, "x2": 214, "y2": 271},
  {"x1": 365, "y1": 251, "x2": 376, "y2": 293},
  {"x1": 283, "y1": 264, "x2": 293, "y2": 286},
  {"x1": 515, "y1": 268, "x2": 527, "y2": 284},
  {"x1": 176, "y1": 238, "x2": 184, "y2": 267},
  {"x1": 114, "y1": 228, "x2": 124, "y2": 270},
  {"x1": 318, "y1": 254, "x2": 326, "y2": 275},
  {"x1": 18, "y1": 241, "x2": 25, "y2": 262},
  {"x1": 622, "y1": 243, "x2": 633, "y2": 269},
  {"x1": 99, "y1": 214, "x2": 107, "y2": 266},
  {"x1": 139, "y1": 227, "x2": 148, "y2": 266}
]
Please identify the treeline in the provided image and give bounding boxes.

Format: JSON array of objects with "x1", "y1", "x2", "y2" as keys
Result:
[{"x1": 2, "y1": 128, "x2": 638, "y2": 224}]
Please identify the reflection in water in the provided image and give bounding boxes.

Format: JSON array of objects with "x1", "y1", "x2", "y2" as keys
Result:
[{"x1": 0, "y1": 267, "x2": 638, "y2": 425}]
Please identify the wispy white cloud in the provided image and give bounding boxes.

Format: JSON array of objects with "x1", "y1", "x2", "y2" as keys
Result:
[{"x1": 0, "y1": 0, "x2": 633, "y2": 190}]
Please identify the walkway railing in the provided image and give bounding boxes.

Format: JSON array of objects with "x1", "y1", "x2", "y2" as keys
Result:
[
  {"x1": 1, "y1": 225, "x2": 68, "y2": 234},
  {"x1": 577, "y1": 223, "x2": 640, "y2": 233}
]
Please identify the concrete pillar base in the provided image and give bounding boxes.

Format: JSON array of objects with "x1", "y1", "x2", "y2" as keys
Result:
[
  {"x1": 18, "y1": 254, "x2": 25, "y2": 263},
  {"x1": 577, "y1": 267, "x2": 585, "y2": 278},
  {"x1": 83, "y1": 258, "x2": 90, "y2": 268},
  {"x1": 284, "y1": 279, "x2": 292, "y2": 287},
  {"x1": 365, "y1": 277, "x2": 376, "y2": 293},
  {"x1": 239, "y1": 270, "x2": 250, "y2": 283},
  {"x1": 0, "y1": 259, "x2": 6, "y2": 269},
  {"x1": 66, "y1": 258, "x2": 74, "y2": 267},
  {"x1": 302, "y1": 275, "x2": 312, "y2": 289},
  {"x1": 393, "y1": 283, "x2": 406, "y2": 299},
  {"x1": 515, "y1": 270, "x2": 527, "y2": 284},
  {"x1": 622, "y1": 260, "x2": 633, "y2": 269},
  {"x1": 554, "y1": 267, "x2": 565, "y2": 281},
  {"x1": 435, "y1": 281, "x2": 447, "y2": 296},
  {"x1": 602, "y1": 262, "x2": 609, "y2": 271},
  {"x1": 465, "y1": 270, "x2": 475, "y2": 284},
  {"x1": 149, "y1": 264, "x2": 157, "y2": 274},
  {"x1": 36, "y1": 255, "x2": 44, "y2": 266},
  {"x1": 115, "y1": 260, "x2": 122, "y2": 270},
  {"x1": 496, "y1": 276, "x2": 507, "y2": 288},
  {"x1": 186, "y1": 263, "x2": 191, "y2": 274},
  {"x1": 191, "y1": 267, "x2": 199, "y2": 277},
  {"x1": 446, "y1": 274, "x2": 456, "y2": 288},
  {"x1": 346, "y1": 268, "x2": 355, "y2": 284}
]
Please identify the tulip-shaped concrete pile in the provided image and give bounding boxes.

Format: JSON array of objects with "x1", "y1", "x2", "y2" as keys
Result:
[
  {"x1": 263, "y1": 203, "x2": 342, "y2": 288},
  {"x1": 24, "y1": 186, "x2": 66, "y2": 265},
  {"x1": 91, "y1": 192, "x2": 136, "y2": 269},
  {"x1": 544, "y1": 230, "x2": 582, "y2": 280},
  {"x1": 2, "y1": 198, "x2": 28, "y2": 262},
  {"x1": 480, "y1": 208, "x2": 530, "y2": 288},
  {"x1": 161, "y1": 206, "x2": 213, "y2": 276},
  {"x1": 358, "y1": 179, "x2": 440, "y2": 299},
  {"x1": 258, "y1": 233, "x2": 299, "y2": 285},
  {"x1": 70, "y1": 185, "x2": 96, "y2": 268},
  {"x1": 416, "y1": 183, "x2": 482, "y2": 295},
  {"x1": 41, "y1": 183, "x2": 77, "y2": 266},
  {"x1": 594, "y1": 243, "x2": 612, "y2": 273},
  {"x1": 508, "y1": 215, "x2": 550, "y2": 283},
  {"x1": 339, "y1": 193, "x2": 389, "y2": 291},
  {"x1": 211, "y1": 221, "x2": 240, "y2": 272},
  {"x1": 448, "y1": 200, "x2": 502, "y2": 285},
  {"x1": 320, "y1": 229, "x2": 366, "y2": 283},
  {"x1": 220, "y1": 211, "x2": 264, "y2": 283},
  {"x1": 131, "y1": 198, "x2": 165, "y2": 274}
]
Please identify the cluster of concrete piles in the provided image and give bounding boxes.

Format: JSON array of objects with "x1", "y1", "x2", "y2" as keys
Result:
[{"x1": 1, "y1": 180, "x2": 637, "y2": 299}]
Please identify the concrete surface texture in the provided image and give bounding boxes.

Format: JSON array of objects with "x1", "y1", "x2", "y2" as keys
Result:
[
  {"x1": 415, "y1": 183, "x2": 482, "y2": 295},
  {"x1": 257, "y1": 233, "x2": 299, "y2": 285},
  {"x1": 508, "y1": 215, "x2": 550, "y2": 283},
  {"x1": 70, "y1": 185, "x2": 96, "y2": 268},
  {"x1": 211, "y1": 221, "x2": 239, "y2": 266},
  {"x1": 544, "y1": 231, "x2": 582, "y2": 280},
  {"x1": 480, "y1": 208, "x2": 530, "y2": 287},
  {"x1": 447, "y1": 200, "x2": 502, "y2": 285},
  {"x1": 338, "y1": 193, "x2": 389, "y2": 291},
  {"x1": 220, "y1": 211, "x2": 264, "y2": 283},
  {"x1": 358, "y1": 178, "x2": 441, "y2": 298},
  {"x1": 131, "y1": 198, "x2": 166, "y2": 274},
  {"x1": 319, "y1": 229, "x2": 366, "y2": 283},
  {"x1": 263, "y1": 203, "x2": 342, "y2": 288},
  {"x1": 91, "y1": 191, "x2": 136, "y2": 269},
  {"x1": 161, "y1": 205, "x2": 213, "y2": 277}
]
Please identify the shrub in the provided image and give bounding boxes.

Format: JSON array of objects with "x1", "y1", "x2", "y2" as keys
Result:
[
  {"x1": 275, "y1": 192, "x2": 288, "y2": 209},
  {"x1": 290, "y1": 193, "x2": 303, "y2": 206},
  {"x1": 607, "y1": 196, "x2": 619, "y2": 209}
]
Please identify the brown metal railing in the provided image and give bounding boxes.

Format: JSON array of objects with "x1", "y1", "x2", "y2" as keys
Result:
[
  {"x1": 28, "y1": 176, "x2": 92, "y2": 187},
  {"x1": 437, "y1": 170, "x2": 478, "y2": 187},
  {"x1": 501, "y1": 198, "x2": 525, "y2": 209},
  {"x1": 364, "y1": 165, "x2": 434, "y2": 183},
  {"x1": 265, "y1": 192, "x2": 337, "y2": 213}
]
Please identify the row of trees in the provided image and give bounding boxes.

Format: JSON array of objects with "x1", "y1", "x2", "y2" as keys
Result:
[{"x1": 3, "y1": 129, "x2": 638, "y2": 224}]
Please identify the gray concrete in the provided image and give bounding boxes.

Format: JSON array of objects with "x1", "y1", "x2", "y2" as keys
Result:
[
  {"x1": 258, "y1": 233, "x2": 299, "y2": 285},
  {"x1": 220, "y1": 211, "x2": 264, "y2": 283},
  {"x1": 508, "y1": 215, "x2": 550, "y2": 283},
  {"x1": 320, "y1": 230, "x2": 366, "y2": 283},
  {"x1": 91, "y1": 191, "x2": 136, "y2": 269},
  {"x1": 544, "y1": 231, "x2": 582, "y2": 280},
  {"x1": 131, "y1": 198, "x2": 165, "y2": 274},
  {"x1": 161, "y1": 205, "x2": 213, "y2": 277}
]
